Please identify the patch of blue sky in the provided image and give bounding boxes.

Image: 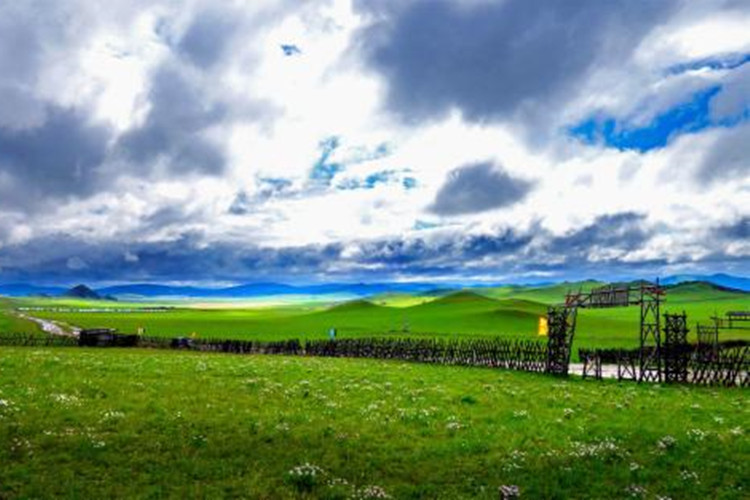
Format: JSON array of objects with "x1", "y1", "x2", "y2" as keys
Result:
[
  {"x1": 345, "y1": 142, "x2": 393, "y2": 164},
  {"x1": 259, "y1": 177, "x2": 292, "y2": 190},
  {"x1": 336, "y1": 170, "x2": 418, "y2": 191},
  {"x1": 667, "y1": 52, "x2": 750, "y2": 75},
  {"x1": 364, "y1": 170, "x2": 396, "y2": 188},
  {"x1": 280, "y1": 44, "x2": 301, "y2": 56},
  {"x1": 336, "y1": 170, "x2": 396, "y2": 190},
  {"x1": 413, "y1": 220, "x2": 439, "y2": 230},
  {"x1": 335, "y1": 178, "x2": 361, "y2": 190},
  {"x1": 309, "y1": 136, "x2": 344, "y2": 185},
  {"x1": 569, "y1": 85, "x2": 726, "y2": 152},
  {"x1": 403, "y1": 177, "x2": 418, "y2": 189}
]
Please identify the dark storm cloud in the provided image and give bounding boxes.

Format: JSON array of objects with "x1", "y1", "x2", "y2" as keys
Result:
[
  {"x1": 0, "y1": 3, "x2": 114, "y2": 209},
  {"x1": 354, "y1": 0, "x2": 677, "y2": 124},
  {"x1": 546, "y1": 212, "x2": 650, "y2": 254},
  {"x1": 357, "y1": 228, "x2": 533, "y2": 268},
  {"x1": 430, "y1": 162, "x2": 533, "y2": 216},
  {"x1": 696, "y1": 123, "x2": 750, "y2": 183},
  {"x1": 0, "y1": 234, "x2": 345, "y2": 283},
  {"x1": 715, "y1": 217, "x2": 749, "y2": 240},
  {"x1": 1, "y1": 216, "x2": 746, "y2": 283},
  {"x1": 0, "y1": 106, "x2": 111, "y2": 208},
  {"x1": 177, "y1": 9, "x2": 239, "y2": 68},
  {"x1": 117, "y1": 66, "x2": 227, "y2": 174},
  {"x1": 0, "y1": 3, "x2": 83, "y2": 114}
]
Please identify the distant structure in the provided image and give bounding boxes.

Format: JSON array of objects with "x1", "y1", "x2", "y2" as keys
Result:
[
  {"x1": 697, "y1": 311, "x2": 750, "y2": 353},
  {"x1": 78, "y1": 329, "x2": 138, "y2": 347},
  {"x1": 546, "y1": 281, "x2": 665, "y2": 381}
]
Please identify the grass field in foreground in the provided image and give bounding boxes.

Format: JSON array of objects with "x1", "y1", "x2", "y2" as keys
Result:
[
  {"x1": 15, "y1": 282, "x2": 750, "y2": 352},
  {"x1": 0, "y1": 347, "x2": 748, "y2": 499}
]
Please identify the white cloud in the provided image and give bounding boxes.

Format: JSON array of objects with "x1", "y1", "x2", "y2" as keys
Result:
[{"x1": 0, "y1": 0, "x2": 747, "y2": 282}]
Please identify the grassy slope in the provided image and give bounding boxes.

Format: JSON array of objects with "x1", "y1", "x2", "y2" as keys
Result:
[
  {"x1": 0, "y1": 298, "x2": 40, "y2": 335},
  {"x1": 10, "y1": 283, "x2": 750, "y2": 350},
  {"x1": 478, "y1": 280, "x2": 605, "y2": 303},
  {"x1": 0, "y1": 347, "x2": 747, "y2": 499}
]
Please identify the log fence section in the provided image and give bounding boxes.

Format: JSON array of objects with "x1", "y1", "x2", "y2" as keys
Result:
[
  {"x1": 578, "y1": 343, "x2": 749, "y2": 387},
  {"x1": 1, "y1": 332, "x2": 747, "y2": 386}
]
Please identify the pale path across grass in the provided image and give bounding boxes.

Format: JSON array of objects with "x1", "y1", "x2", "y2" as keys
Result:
[
  {"x1": 568, "y1": 363, "x2": 620, "y2": 379},
  {"x1": 13, "y1": 312, "x2": 78, "y2": 337},
  {"x1": 0, "y1": 347, "x2": 747, "y2": 499}
]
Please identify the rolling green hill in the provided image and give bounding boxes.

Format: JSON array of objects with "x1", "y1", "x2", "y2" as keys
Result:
[{"x1": 4, "y1": 281, "x2": 747, "y2": 351}]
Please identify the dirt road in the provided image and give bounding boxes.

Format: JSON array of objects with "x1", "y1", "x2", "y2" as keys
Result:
[{"x1": 15, "y1": 312, "x2": 79, "y2": 337}]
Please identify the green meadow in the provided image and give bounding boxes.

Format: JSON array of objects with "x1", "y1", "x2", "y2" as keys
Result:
[
  {"x1": 0, "y1": 347, "x2": 747, "y2": 499},
  {"x1": 6, "y1": 282, "x2": 749, "y2": 352}
]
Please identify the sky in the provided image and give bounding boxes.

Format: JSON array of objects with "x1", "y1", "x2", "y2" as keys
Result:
[{"x1": 0, "y1": 0, "x2": 748, "y2": 285}]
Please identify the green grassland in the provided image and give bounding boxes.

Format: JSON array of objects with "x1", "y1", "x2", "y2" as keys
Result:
[
  {"x1": 0, "y1": 313, "x2": 38, "y2": 336},
  {"x1": 7, "y1": 282, "x2": 748, "y2": 352},
  {"x1": 0, "y1": 347, "x2": 747, "y2": 499},
  {"x1": 0, "y1": 299, "x2": 39, "y2": 335}
]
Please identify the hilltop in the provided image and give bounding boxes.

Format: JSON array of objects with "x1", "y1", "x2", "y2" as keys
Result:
[{"x1": 63, "y1": 284, "x2": 117, "y2": 301}]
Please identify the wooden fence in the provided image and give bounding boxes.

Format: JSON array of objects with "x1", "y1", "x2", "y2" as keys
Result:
[
  {"x1": 0, "y1": 332, "x2": 547, "y2": 374},
  {"x1": 578, "y1": 342, "x2": 749, "y2": 387},
  {"x1": 0, "y1": 332, "x2": 78, "y2": 347},
  {"x1": 305, "y1": 337, "x2": 548, "y2": 372},
  {"x1": 2, "y1": 332, "x2": 746, "y2": 385}
]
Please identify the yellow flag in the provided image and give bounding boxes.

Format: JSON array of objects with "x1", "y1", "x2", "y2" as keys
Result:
[{"x1": 538, "y1": 316, "x2": 548, "y2": 337}]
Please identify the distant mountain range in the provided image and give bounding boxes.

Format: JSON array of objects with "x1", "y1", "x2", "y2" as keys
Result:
[
  {"x1": 658, "y1": 273, "x2": 750, "y2": 291},
  {"x1": 0, "y1": 273, "x2": 747, "y2": 299},
  {"x1": 97, "y1": 282, "x2": 440, "y2": 299}
]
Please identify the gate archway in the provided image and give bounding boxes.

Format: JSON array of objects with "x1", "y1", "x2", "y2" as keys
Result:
[{"x1": 545, "y1": 281, "x2": 665, "y2": 381}]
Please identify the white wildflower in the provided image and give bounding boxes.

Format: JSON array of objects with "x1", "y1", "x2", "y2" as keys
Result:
[
  {"x1": 656, "y1": 435, "x2": 676, "y2": 450},
  {"x1": 285, "y1": 463, "x2": 325, "y2": 492},
  {"x1": 101, "y1": 410, "x2": 125, "y2": 421},
  {"x1": 499, "y1": 484, "x2": 520, "y2": 499},
  {"x1": 687, "y1": 429, "x2": 706, "y2": 441},
  {"x1": 680, "y1": 470, "x2": 699, "y2": 483},
  {"x1": 569, "y1": 438, "x2": 624, "y2": 460},
  {"x1": 446, "y1": 421, "x2": 463, "y2": 431},
  {"x1": 626, "y1": 484, "x2": 647, "y2": 497},
  {"x1": 353, "y1": 485, "x2": 391, "y2": 499}
]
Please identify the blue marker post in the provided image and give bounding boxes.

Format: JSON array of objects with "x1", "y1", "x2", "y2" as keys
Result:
[{"x1": 329, "y1": 328, "x2": 336, "y2": 340}]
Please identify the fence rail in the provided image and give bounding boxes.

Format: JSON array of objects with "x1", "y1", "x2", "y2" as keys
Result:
[
  {"x1": 305, "y1": 337, "x2": 548, "y2": 372},
  {"x1": 1, "y1": 332, "x2": 747, "y2": 386},
  {"x1": 0, "y1": 332, "x2": 547, "y2": 373},
  {"x1": 578, "y1": 342, "x2": 749, "y2": 387},
  {"x1": 0, "y1": 332, "x2": 78, "y2": 347}
]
